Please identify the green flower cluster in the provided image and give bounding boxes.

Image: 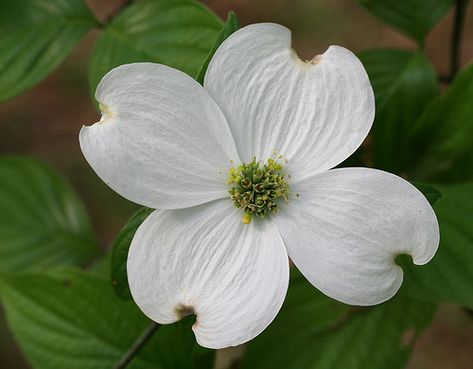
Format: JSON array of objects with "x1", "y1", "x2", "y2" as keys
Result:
[{"x1": 227, "y1": 157, "x2": 289, "y2": 224}]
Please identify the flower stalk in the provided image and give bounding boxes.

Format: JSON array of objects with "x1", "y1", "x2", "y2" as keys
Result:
[
  {"x1": 449, "y1": 0, "x2": 469, "y2": 81},
  {"x1": 113, "y1": 323, "x2": 161, "y2": 369}
]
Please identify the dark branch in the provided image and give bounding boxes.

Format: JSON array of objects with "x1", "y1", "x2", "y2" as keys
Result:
[
  {"x1": 449, "y1": 0, "x2": 469, "y2": 80},
  {"x1": 439, "y1": 74, "x2": 452, "y2": 83},
  {"x1": 106, "y1": 0, "x2": 134, "y2": 25},
  {"x1": 113, "y1": 323, "x2": 161, "y2": 369},
  {"x1": 463, "y1": 308, "x2": 473, "y2": 319}
]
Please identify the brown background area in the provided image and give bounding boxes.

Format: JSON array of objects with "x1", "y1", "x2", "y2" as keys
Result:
[{"x1": 1, "y1": 1, "x2": 472, "y2": 368}]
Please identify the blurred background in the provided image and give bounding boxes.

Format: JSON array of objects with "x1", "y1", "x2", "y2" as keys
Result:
[{"x1": 1, "y1": 0, "x2": 472, "y2": 368}]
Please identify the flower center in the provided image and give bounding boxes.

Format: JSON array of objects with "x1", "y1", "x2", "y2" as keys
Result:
[{"x1": 227, "y1": 157, "x2": 289, "y2": 224}]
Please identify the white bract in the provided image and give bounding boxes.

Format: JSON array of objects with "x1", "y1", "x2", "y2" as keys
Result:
[{"x1": 80, "y1": 23, "x2": 439, "y2": 349}]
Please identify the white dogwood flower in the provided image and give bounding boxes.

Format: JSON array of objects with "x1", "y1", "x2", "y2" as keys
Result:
[{"x1": 80, "y1": 23, "x2": 439, "y2": 349}]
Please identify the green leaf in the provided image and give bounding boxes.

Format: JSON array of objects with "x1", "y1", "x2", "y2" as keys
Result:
[
  {"x1": 0, "y1": 0, "x2": 96, "y2": 101},
  {"x1": 358, "y1": 0, "x2": 452, "y2": 46},
  {"x1": 0, "y1": 269, "x2": 213, "y2": 369},
  {"x1": 243, "y1": 272, "x2": 436, "y2": 369},
  {"x1": 195, "y1": 11, "x2": 240, "y2": 85},
  {"x1": 358, "y1": 49, "x2": 439, "y2": 173},
  {"x1": 242, "y1": 272, "x2": 349, "y2": 369},
  {"x1": 111, "y1": 207, "x2": 153, "y2": 300},
  {"x1": 90, "y1": 252, "x2": 112, "y2": 275},
  {"x1": 0, "y1": 156, "x2": 99, "y2": 274},
  {"x1": 410, "y1": 63, "x2": 473, "y2": 182},
  {"x1": 401, "y1": 182, "x2": 473, "y2": 309},
  {"x1": 88, "y1": 0, "x2": 223, "y2": 95},
  {"x1": 412, "y1": 183, "x2": 442, "y2": 205}
]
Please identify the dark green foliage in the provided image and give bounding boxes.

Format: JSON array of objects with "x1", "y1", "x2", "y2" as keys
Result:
[
  {"x1": 0, "y1": 156, "x2": 99, "y2": 274},
  {"x1": 243, "y1": 271, "x2": 436, "y2": 369},
  {"x1": 412, "y1": 183, "x2": 442, "y2": 205},
  {"x1": 401, "y1": 183, "x2": 473, "y2": 309},
  {"x1": 358, "y1": 49, "x2": 439, "y2": 173},
  {"x1": 410, "y1": 64, "x2": 473, "y2": 182},
  {"x1": 111, "y1": 207, "x2": 153, "y2": 300},
  {"x1": 0, "y1": 0, "x2": 96, "y2": 101},
  {"x1": 0, "y1": 269, "x2": 213, "y2": 369},
  {"x1": 195, "y1": 11, "x2": 241, "y2": 85},
  {"x1": 88, "y1": 0, "x2": 223, "y2": 95},
  {"x1": 359, "y1": 0, "x2": 452, "y2": 46}
]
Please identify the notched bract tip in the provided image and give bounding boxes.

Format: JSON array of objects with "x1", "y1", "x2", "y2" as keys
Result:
[
  {"x1": 175, "y1": 303, "x2": 195, "y2": 319},
  {"x1": 290, "y1": 48, "x2": 324, "y2": 68},
  {"x1": 98, "y1": 102, "x2": 114, "y2": 124},
  {"x1": 309, "y1": 54, "x2": 323, "y2": 65}
]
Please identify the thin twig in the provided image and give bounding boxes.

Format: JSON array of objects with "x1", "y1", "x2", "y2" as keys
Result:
[
  {"x1": 106, "y1": 0, "x2": 134, "y2": 25},
  {"x1": 439, "y1": 74, "x2": 452, "y2": 83},
  {"x1": 448, "y1": 0, "x2": 469, "y2": 81},
  {"x1": 114, "y1": 323, "x2": 161, "y2": 369},
  {"x1": 463, "y1": 308, "x2": 473, "y2": 319}
]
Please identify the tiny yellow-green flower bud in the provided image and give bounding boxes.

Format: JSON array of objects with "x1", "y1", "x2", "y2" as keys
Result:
[{"x1": 242, "y1": 212, "x2": 252, "y2": 224}]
